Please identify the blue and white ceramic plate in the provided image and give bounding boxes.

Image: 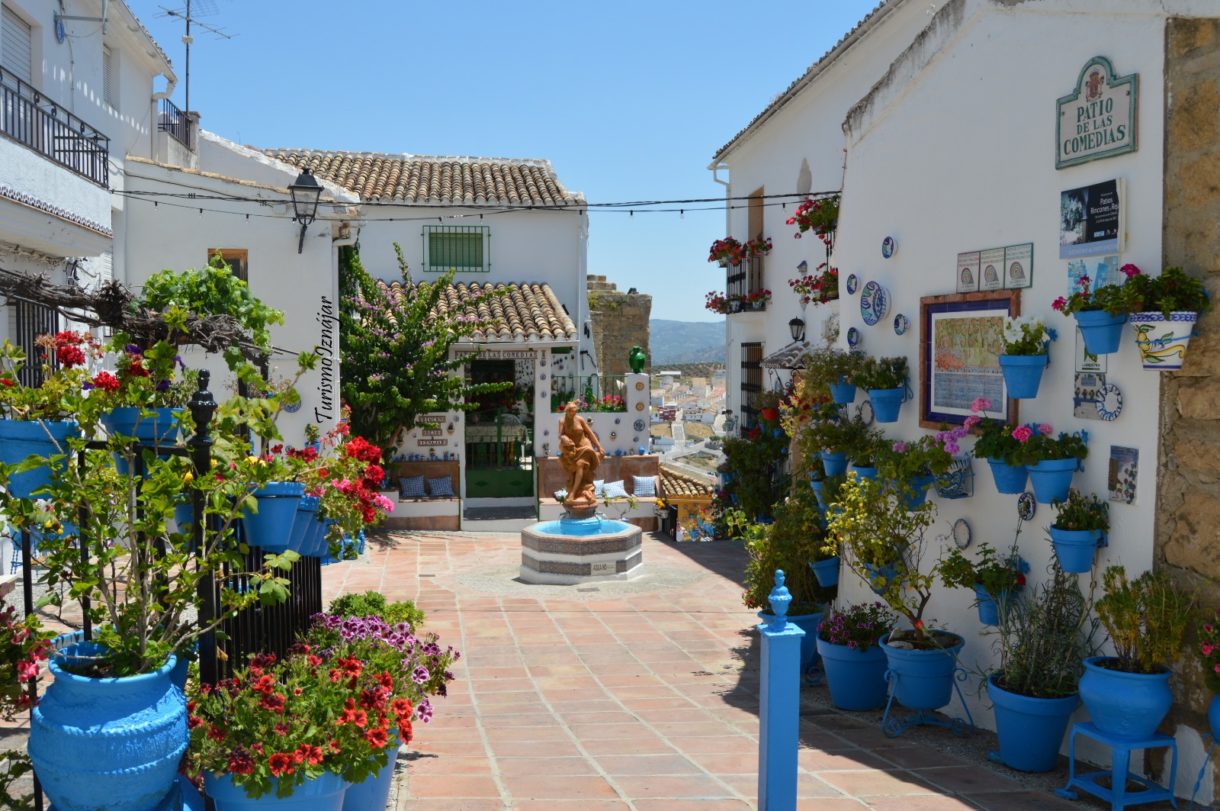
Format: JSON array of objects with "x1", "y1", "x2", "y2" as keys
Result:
[
  {"x1": 893, "y1": 313, "x2": 909, "y2": 336},
  {"x1": 860, "y1": 281, "x2": 888, "y2": 326},
  {"x1": 1095, "y1": 383, "x2": 1123, "y2": 421},
  {"x1": 847, "y1": 327, "x2": 862, "y2": 348},
  {"x1": 846, "y1": 274, "x2": 860, "y2": 295},
  {"x1": 1017, "y1": 492, "x2": 1037, "y2": 521},
  {"x1": 882, "y1": 236, "x2": 896, "y2": 259}
]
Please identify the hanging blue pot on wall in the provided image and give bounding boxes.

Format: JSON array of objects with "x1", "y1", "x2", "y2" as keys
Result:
[
  {"x1": 29, "y1": 643, "x2": 187, "y2": 811},
  {"x1": 997, "y1": 355, "x2": 1048, "y2": 399},
  {"x1": 898, "y1": 474, "x2": 935, "y2": 510},
  {"x1": 101, "y1": 407, "x2": 180, "y2": 446},
  {"x1": 241, "y1": 481, "x2": 306, "y2": 552},
  {"x1": 987, "y1": 676, "x2": 1078, "y2": 772},
  {"x1": 829, "y1": 378, "x2": 856, "y2": 405},
  {"x1": 1026, "y1": 458, "x2": 1078, "y2": 504},
  {"x1": 809, "y1": 556, "x2": 840, "y2": 588},
  {"x1": 820, "y1": 451, "x2": 847, "y2": 477},
  {"x1": 986, "y1": 458, "x2": 1028, "y2": 494},
  {"x1": 1073, "y1": 310, "x2": 1127, "y2": 356},
  {"x1": 1048, "y1": 526, "x2": 1101, "y2": 573},
  {"x1": 817, "y1": 636, "x2": 889, "y2": 711},
  {"x1": 851, "y1": 465, "x2": 878, "y2": 481},
  {"x1": 868, "y1": 387, "x2": 905, "y2": 423},
  {"x1": 0, "y1": 419, "x2": 79, "y2": 499},
  {"x1": 974, "y1": 584, "x2": 1001, "y2": 626},
  {"x1": 288, "y1": 495, "x2": 320, "y2": 554}
]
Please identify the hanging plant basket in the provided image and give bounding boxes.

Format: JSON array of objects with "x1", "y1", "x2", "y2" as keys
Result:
[
  {"x1": 868, "y1": 387, "x2": 906, "y2": 423},
  {"x1": 1048, "y1": 526, "x2": 1102, "y2": 573},
  {"x1": 1026, "y1": 458, "x2": 1078, "y2": 504},
  {"x1": 998, "y1": 355, "x2": 1048, "y2": 399},
  {"x1": 1073, "y1": 310, "x2": 1127, "y2": 356},
  {"x1": 986, "y1": 458, "x2": 1029, "y2": 495},
  {"x1": 1130, "y1": 311, "x2": 1198, "y2": 370}
]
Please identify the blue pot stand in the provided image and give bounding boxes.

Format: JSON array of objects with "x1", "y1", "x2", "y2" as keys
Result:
[
  {"x1": 879, "y1": 659, "x2": 976, "y2": 739},
  {"x1": 1055, "y1": 722, "x2": 1179, "y2": 810}
]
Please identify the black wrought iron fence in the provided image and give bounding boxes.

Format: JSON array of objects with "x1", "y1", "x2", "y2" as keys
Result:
[
  {"x1": 0, "y1": 65, "x2": 110, "y2": 187},
  {"x1": 157, "y1": 97, "x2": 193, "y2": 151}
]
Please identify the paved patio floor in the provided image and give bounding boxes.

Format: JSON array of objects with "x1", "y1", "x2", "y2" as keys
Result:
[{"x1": 322, "y1": 530, "x2": 1104, "y2": 811}]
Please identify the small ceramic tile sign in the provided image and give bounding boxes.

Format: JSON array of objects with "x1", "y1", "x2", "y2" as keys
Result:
[
  {"x1": 1108, "y1": 445, "x2": 1138, "y2": 504},
  {"x1": 1073, "y1": 372, "x2": 1106, "y2": 420},
  {"x1": 956, "y1": 251, "x2": 981, "y2": 293},
  {"x1": 1004, "y1": 243, "x2": 1033, "y2": 289},
  {"x1": 979, "y1": 248, "x2": 1006, "y2": 292},
  {"x1": 1056, "y1": 56, "x2": 1138, "y2": 170}
]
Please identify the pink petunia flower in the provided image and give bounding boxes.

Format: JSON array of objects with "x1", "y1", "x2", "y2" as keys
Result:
[
  {"x1": 1038, "y1": 423, "x2": 1053, "y2": 435},
  {"x1": 892, "y1": 441, "x2": 907, "y2": 454},
  {"x1": 1120, "y1": 263, "x2": 1142, "y2": 278},
  {"x1": 971, "y1": 397, "x2": 992, "y2": 413},
  {"x1": 963, "y1": 415, "x2": 981, "y2": 429},
  {"x1": 1012, "y1": 425, "x2": 1033, "y2": 443}
]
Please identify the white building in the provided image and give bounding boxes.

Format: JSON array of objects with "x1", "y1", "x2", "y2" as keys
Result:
[{"x1": 711, "y1": 0, "x2": 1220, "y2": 798}]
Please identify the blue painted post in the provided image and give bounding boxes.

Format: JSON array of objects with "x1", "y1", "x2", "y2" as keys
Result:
[{"x1": 758, "y1": 569, "x2": 804, "y2": 810}]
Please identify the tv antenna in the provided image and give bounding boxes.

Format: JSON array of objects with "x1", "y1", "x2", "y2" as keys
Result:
[{"x1": 157, "y1": 0, "x2": 234, "y2": 114}]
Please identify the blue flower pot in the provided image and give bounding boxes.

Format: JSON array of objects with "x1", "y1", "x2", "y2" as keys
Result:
[
  {"x1": 986, "y1": 457, "x2": 1028, "y2": 495},
  {"x1": 809, "y1": 556, "x2": 840, "y2": 588},
  {"x1": 30, "y1": 643, "x2": 186, "y2": 811},
  {"x1": 829, "y1": 378, "x2": 857, "y2": 405},
  {"x1": 868, "y1": 387, "x2": 905, "y2": 423},
  {"x1": 881, "y1": 631, "x2": 964, "y2": 711},
  {"x1": 898, "y1": 474, "x2": 935, "y2": 510},
  {"x1": 343, "y1": 740, "x2": 399, "y2": 811},
  {"x1": 987, "y1": 675, "x2": 1078, "y2": 772},
  {"x1": 810, "y1": 478, "x2": 828, "y2": 512},
  {"x1": 288, "y1": 495, "x2": 320, "y2": 554},
  {"x1": 974, "y1": 584, "x2": 1000, "y2": 626},
  {"x1": 101, "y1": 407, "x2": 180, "y2": 447},
  {"x1": 1209, "y1": 695, "x2": 1220, "y2": 742},
  {"x1": 241, "y1": 482, "x2": 306, "y2": 552},
  {"x1": 1079, "y1": 656, "x2": 1172, "y2": 740},
  {"x1": 306, "y1": 513, "x2": 330, "y2": 558},
  {"x1": 817, "y1": 636, "x2": 889, "y2": 711},
  {"x1": 1026, "y1": 458, "x2": 1078, "y2": 504},
  {"x1": 1048, "y1": 526, "x2": 1101, "y2": 573},
  {"x1": 862, "y1": 562, "x2": 898, "y2": 595},
  {"x1": 1074, "y1": 310, "x2": 1128, "y2": 356},
  {"x1": 851, "y1": 465, "x2": 878, "y2": 481},
  {"x1": 820, "y1": 451, "x2": 848, "y2": 477},
  {"x1": 998, "y1": 355, "x2": 1048, "y2": 399},
  {"x1": 0, "y1": 419, "x2": 79, "y2": 499},
  {"x1": 205, "y1": 771, "x2": 347, "y2": 811}
]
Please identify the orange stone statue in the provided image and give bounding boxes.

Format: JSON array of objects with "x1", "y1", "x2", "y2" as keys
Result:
[{"x1": 558, "y1": 401, "x2": 606, "y2": 514}]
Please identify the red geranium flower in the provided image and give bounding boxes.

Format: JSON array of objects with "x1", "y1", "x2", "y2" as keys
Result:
[{"x1": 267, "y1": 752, "x2": 295, "y2": 777}]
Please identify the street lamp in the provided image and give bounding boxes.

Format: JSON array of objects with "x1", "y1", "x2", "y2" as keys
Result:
[
  {"x1": 288, "y1": 169, "x2": 323, "y2": 254},
  {"x1": 789, "y1": 317, "x2": 806, "y2": 343}
]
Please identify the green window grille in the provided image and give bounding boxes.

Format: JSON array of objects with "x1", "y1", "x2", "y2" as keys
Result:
[{"x1": 423, "y1": 225, "x2": 489, "y2": 272}]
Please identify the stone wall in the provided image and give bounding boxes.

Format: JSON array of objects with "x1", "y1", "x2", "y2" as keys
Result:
[
  {"x1": 1158, "y1": 15, "x2": 1220, "y2": 797},
  {"x1": 587, "y1": 274, "x2": 652, "y2": 377}
]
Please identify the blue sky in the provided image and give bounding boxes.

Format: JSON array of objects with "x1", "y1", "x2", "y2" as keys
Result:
[{"x1": 130, "y1": 1, "x2": 881, "y2": 322}]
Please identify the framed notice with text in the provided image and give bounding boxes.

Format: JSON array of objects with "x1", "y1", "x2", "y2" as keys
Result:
[{"x1": 919, "y1": 291, "x2": 1020, "y2": 429}]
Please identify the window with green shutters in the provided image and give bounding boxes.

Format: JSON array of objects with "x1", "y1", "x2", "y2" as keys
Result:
[{"x1": 423, "y1": 225, "x2": 489, "y2": 272}]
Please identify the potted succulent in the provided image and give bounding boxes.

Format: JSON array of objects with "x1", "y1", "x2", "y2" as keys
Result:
[
  {"x1": 826, "y1": 475, "x2": 961, "y2": 713},
  {"x1": 800, "y1": 346, "x2": 862, "y2": 405},
  {"x1": 1121, "y1": 265, "x2": 1211, "y2": 370},
  {"x1": 856, "y1": 356, "x2": 909, "y2": 423},
  {"x1": 939, "y1": 543, "x2": 1026, "y2": 626},
  {"x1": 744, "y1": 487, "x2": 835, "y2": 674},
  {"x1": 966, "y1": 398, "x2": 1027, "y2": 494},
  {"x1": 1083, "y1": 566, "x2": 1194, "y2": 739},
  {"x1": 1048, "y1": 490, "x2": 1109, "y2": 573},
  {"x1": 998, "y1": 316, "x2": 1055, "y2": 399},
  {"x1": 986, "y1": 566, "x2": 1099, "y2": 772},
  {"x1": 789, "y1": 264, "x2": 839, "y2": 306},
  {"x1": 785, "y1": 194, "x2": 839, "y2": 246},
  {"x1": 1197, "y1": 611, "x2": 1220, "y2": 741},
  {"x1": 1052, "y1": 273, "x2": 1132, "y2": 355},
  {"x1": 816, "y1": 602, "x2": 896, "y2": 711},
  {"x1": 1010, "y1": 423, "x2": 1088, "y2": 504}
]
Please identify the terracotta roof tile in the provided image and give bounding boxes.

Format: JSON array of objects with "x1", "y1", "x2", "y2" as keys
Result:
[
  {"x1": 262, "y1": 149, "x2": 584, "y2": 207},
  {"x1": 376, "y1": 280, "x2": 576, "y2": 344},
  {"x1": 660, "y1": 465, "x2": 714, "y2": 497}
]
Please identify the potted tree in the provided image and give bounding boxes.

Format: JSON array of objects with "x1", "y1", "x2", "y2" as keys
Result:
[
  {"x1": 986, "y1": 566, "x2": 1100, "y2": 772},
  {"x1": 1048, "y1": 490, "x2": 1109, "y2": 573},
  {"x1": 1011, "y1": 423, "x2": 1088, "y2": 504},
  {"x1": 1082, "y1": 566, "x2": 1194, "y2": 739},
  {"x1": 826, "y1": 475, "x2": 962, "y2": 715},
  {"x1": 966, "y1": 398, "x2": 1027, "y2": 494},
  {"x1": 939, "y1": 543, "x2": 1026, "y2": 626},
  {"x1": 816, "y1": 602, "x2": 895, "y2": 711},
  {"x1": 857, "y1": 356, "x2": 909, "y2": 423},
  {"x1": 998, "y1": 316, "x2": 1054, "y2": 399},
  {"x1": 1121, "y1": 265, "x2": 1211, "y2": 370}
]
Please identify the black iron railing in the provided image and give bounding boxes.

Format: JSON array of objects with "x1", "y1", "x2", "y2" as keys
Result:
[
  {"x1": 725, "y1": 255, "x2": 766, "y2": 312},
  {"x1": 157, "y1": 97, "x2": 193, "y2": 150},
  {"x1": 0, "y1": 65, "x2": 110, "y2": 187}
]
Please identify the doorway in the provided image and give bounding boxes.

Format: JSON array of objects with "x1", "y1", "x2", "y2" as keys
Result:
[{"x1": 464, "y1": 358, "x2": 534, "y2": 500}]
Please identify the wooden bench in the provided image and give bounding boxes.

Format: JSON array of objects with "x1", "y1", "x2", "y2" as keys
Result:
[
  {"x1": 383, "y1": 460, "x2": 461, "y2": 531},
  {"x1": 536, "y1": 455, "x2": 661, "y2": 530}
]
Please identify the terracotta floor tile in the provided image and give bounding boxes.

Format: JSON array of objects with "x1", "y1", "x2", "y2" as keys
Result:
[
  {"x1": 612, "y1": 774, "x2": 739, "y2": 799},
  {"x1": 496, "y1": 757, "x2": 599, "y2": 778},
  {"x1": 593, "y1": 753, "x2": 703, "y2": 776},
  {"x1": 815, "y1": 768, "x2": 936, "y2": 797},
  {"x1": 500, "y1": 773, "x2": 620, "y2": 800},
  {"x1": 405, "y1": 774, "x2": 502, "y2": 798}
]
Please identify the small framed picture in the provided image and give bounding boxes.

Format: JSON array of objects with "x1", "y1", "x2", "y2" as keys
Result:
[
  {"x1": 1004, "y1": 243, "x2": 1033, "y2": 289},
  {"x1": 956, "y1": 251, "x2": 981, "y2": 293}
]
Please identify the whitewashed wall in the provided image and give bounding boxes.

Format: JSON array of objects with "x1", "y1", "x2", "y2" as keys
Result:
[{"x1": 831, "y1": 0, "x2": 1212, "y2": 792}]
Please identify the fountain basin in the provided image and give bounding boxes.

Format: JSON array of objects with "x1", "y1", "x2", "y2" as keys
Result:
[{"x1": 520, "y1": 517, "x2": 643, "y2": 585}]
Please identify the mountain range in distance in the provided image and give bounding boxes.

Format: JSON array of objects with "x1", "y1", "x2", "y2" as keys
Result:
[{"x1": 649, "y1": 319, "x2": 725, "y2": 365}]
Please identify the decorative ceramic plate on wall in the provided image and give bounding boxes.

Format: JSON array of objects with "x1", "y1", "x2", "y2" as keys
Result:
[
  {"x1": 882, "y1": 236, "x2": 896, "y2": 259},
  {"x1": 847, "y1": 327, "x2": 862, "y2": 348},
  {"x1": 1095, "y1": 383, "x2": 1123, "y2": 421},
  {"x1": 846, "y1": 274, "x2": 860, "y2": 295},
  {"x1": 893, "y1": 313, "x2": 910, "y2": 335},
  {"x1": 860, "y1": 281, "x2": 889, "y2": 326}
]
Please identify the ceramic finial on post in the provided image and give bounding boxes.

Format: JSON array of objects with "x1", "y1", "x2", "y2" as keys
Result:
[{"x1": 768, "y1": 569, "x2": 792, "y2": 629}]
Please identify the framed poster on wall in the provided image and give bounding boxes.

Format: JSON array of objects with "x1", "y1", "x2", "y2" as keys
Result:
[
  {"x1": 1059, "y1": 179, "x2": 1124, "y2": 258},
  {"x1": 918, "y1": 291, "x2": 1021, "y2": 429}
]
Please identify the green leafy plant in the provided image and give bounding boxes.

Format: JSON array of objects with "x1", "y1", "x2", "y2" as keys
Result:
[
  {"x1": 802, "y1": 403, "x2": 878, "y2": 458},
  {"x1": 0, "y1": 332, "x2": 104, "y2": 422},
  {"x1": 1009, "y1": 424, "x2": 1088, "y2": 467},
  {"x1": 1001, "y1": 316, "x2": 1055, "y2": 356},
  {"x1": 1120, "y1": 265, "x2": 1211, "y2": 317},
  {"x1": 1051, "y1": 489, "x2": 1109, "y2": 532},
  {"x1": 877, "y1": 432, "x2": 961, "y2": 481},
  {"x1": 817, "y1": 602, "x2": 895, "y2": 652},
  {"x1": 825, "y1": 474, "x2": 942, "y2": 647},
  {"x1": 800, "y1": 347, "x2": 863, "y2": 394},
  {"x1": 966, "y1": 398, "x2": 1022, "y2": 464},
  {"x1": 939, "y1": 543, "x2": 1025, "y2": 599},
  {"x1": 855, "y1": 355, "x2": 908, "y2": 390},
  {"x1": 989, "y1": 565, "x2": 1100, "y2": 698},
  {"x1": 721, "y1": 429, "x2": 789, "y2": 520},
  {"x1": 1052, "y1": 275, "x2": 1132, "y2": 317},
  {"x1": 327, "y1": 591, "x2": 426, "y2": 631},
  {"x1": 786, "y1": 195, "x2": 839, "y2": 244},
  {"x1": 1095, "y1": 566, "x2": 1194, "y2": 674},
  {"x1": 338, "y1": 245, "x2": 513, "y2": 456},
  {"x1": 1198, "y1": 609, "x2": 1220, "y2": 695},
  {"x1": 743, "y1": 486, "x2": 834, "y2": 616}
]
